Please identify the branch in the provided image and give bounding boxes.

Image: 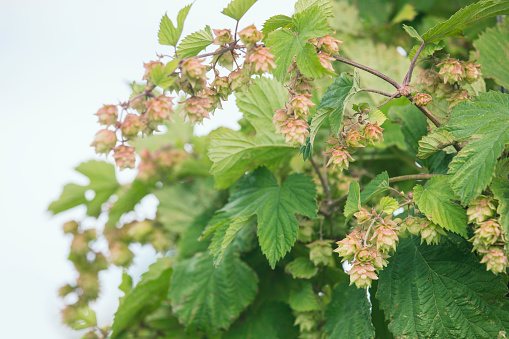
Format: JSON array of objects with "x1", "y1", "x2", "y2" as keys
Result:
[
  {"x1": 389, "y1": 173, "x2": 439, "y2": 183},
  {"x1": 403, "y1": 41, "x2": 426, "y2": 85},
  {"x1": 333, "y1": 55, "x2": 401, "y2": 89},
  {"x1": 358, "y1": 88, "x2": 395, "y2": 97},
  {"x1": 310, "y1": 157, "x2": 332, "y2": 203}
]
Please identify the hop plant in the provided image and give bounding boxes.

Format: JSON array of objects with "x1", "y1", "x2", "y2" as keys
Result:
[
  {"x1": 143, "y1": 60, "x2": 164, "y2": 81},
  {"x1": 348, "y1": 261, "x2": 378, "y2": 288},
  {"x1": 94, "y1": 104, "x2": 118, "y2": 126},
  {"x1": 112, "y1": 145, "x2": 136, "y2": 170},
  {"x1": 467, "y1": 195, "x2": 497, "y2": 223},
  {"x1": 288, "y1": 93, "x2": 315, "y2": 120},
  {"x1": 472, "y1": 219, "x2": 503, "y2": 249},
  {"x1": 445, "y1": 89, "x2": 470, "y2": 108},
  {"x1": 180, "y1": 58, "x2": 208, "y2": 90},
  {"x1": 317, "y1": 52, "x2": 335, "y2": 73},
  {"x1": 91, "y1": 129, "x2": 117, "y2": 154},
  {"x1": 413, "y1": 93, "x2": 432, "y2": 106},
  {"x1": 438, "y1": 58, "x2": 465, "y2": 84},
  {"x1": 238, "y1": 24, "x2": 263, "y2": 47},
  {"x1": 479, "y1": 247, "x2": 508, "y2": 274},
  {"x1": 363, "y1": 123, "x2": 384, "y2": 145},
  {"x1": 121, "y1": 113, "x2": 143, "y2": 138},
  {"x1": 345, "y1": 130, "x2": 365, "y2": 148},
  {"x1": 213, "y1": 28, "x2": 233, "y2": 45},
  {"x1": 280, "y1": 118, "x2": 310, "y2": 145},
  {"x1": 144, "y1": 95, "x2": 175, "y2": 130},
  {"x1": 462, "y1": 60, "x2": 482, "y2": 83},
  {"x1": 246, "y1": 47, "x2": 276, "y2": 74},
  {"x1": 307, "y1": 240, "x2": 333, "y2": 266},
  {"x1": 313, "y1": 35, "x2": 343, "y2": 54},
  {"x1": 181, "y1": 96, "x2": 213, "y2": 124},
  {"x1": 371, "y1": 224, "x2": 399, "y2": 253},
  {"x1": 333, "y1": 229, "x2": 364, "y2": 262},
  {"x1": 419, "y1": 219, "x2": 446, "y2": 245},
  {"x1": 326, "y1": 146, "x2": 354, "y2": 171}
]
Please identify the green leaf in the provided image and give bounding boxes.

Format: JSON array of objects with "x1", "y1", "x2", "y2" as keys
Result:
[
  {"x1": 417, "y1": 129, "x2": 456, "y2": 159},
  {"x1": 222, "y1": 0, "x2": 258, "y2": 21},
  {"x1": 344, "y1": 180, "x2": 361, "y2": 220},
  {"x1": 380, "y1": 196, "x2": 399, "y2": 215},
  {"x1": 491, "y1": 177, "x2": 509, "y2": 251},
  {"x1": 265, "y1": 6, "x2": 331, "y2": 82},
  {"x1": 367, "y1": 108, "x2": 386, "y2": 126},
  {"x1": 169, "y1": 251, "x2": 258, "y2": 334},
  {"x1": 392, "y1": 4, "x2": 417, "y2": 25},
  {"x1": 48, "y1": 160, "x2": 119, "y2": 217},
  {"x1": 225, "y1": 301, "x2": 298, "y2": 338},
  {"x1": 177, "y1": 25, "x2": 213, "y2": 59},
  {"x1": 107, "y1": 179, "x2": 151, "y2": 227},
  {"x1": 289, "y1": 281, "x2": 320, "y2": 312},
  {"x1": 66, "y1": 306, "x2": 97, "y2": 330},
  {"x1": 262, "y1": 15, "x2": 293, "y2": 37},
  {"x1": 149, "y1": 59, "x2": 179, "y2": 89},
  {"x1": 311, "y1": 71, "x2": 360, "y2": 141},
  {"x1": 294, "y1": 0, "x2": 334, "y2": 17},
  {"x1": 325, "y1": 281, "x2": 375, "y2": 339},
  {"x1": 285, "y1": 257, "x2": 319, "y2": 279},
  {"x1": 155, "y1": 180, "x2": 216, "y2": 235},
  {"x1": 446, "y1": 92, "x2": 509, "y2": 205},
  {"x1": 388, "y1": 104, "x2": 454, "y2": 174},
  {"x1": 413, "y1": 176, "x2": 468, "y2": 237},
  {"x1": 209, "y1": 215, "x2": 253, "y2": 266},
  {"x1": 208, "y1": 77, "x2": 293, "y2": 189},
  {"x1": 421, "y1": 0, "x2": 509, "y2": 44},
  {"x1": 158, "y1": 4, "x2": 192, "y2": 46},
  {"x1": 360, "y1": 171, "x2": 390, "y2": 204},
  {"x1": 408, "y1": 40, "x2": 445, "y2": 60},
  {"x1": 220, "y1": 167, "x2": 318, "y2": 268},
  {"x1": 111, "y1": 257, "x2": 173, "y2": 338},
  {"x1": 377, "y1": 234, "x2": 509, "y2": 338},
  {"x1": 474, "y1": 18, "x2": 509, "y2": 89}
]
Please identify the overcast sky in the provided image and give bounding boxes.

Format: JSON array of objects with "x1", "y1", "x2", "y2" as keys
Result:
[{"x1": 0, "y1": 0, "x2": 295, "y2": 337}]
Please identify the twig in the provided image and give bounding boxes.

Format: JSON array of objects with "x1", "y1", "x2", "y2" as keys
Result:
[
  {"x1": 389, "y1": 173, "x2": 439, "y2": 183},
  {"x1": 358, "y1": 88, "x2": 395, "y2": 97},
  {"x1": 310, "y1": 157, "x2": 332, "y2": 203},
  {"x1": 403, "y1": 41, "x2": 426, "y2": 85},
  {"x1": 333, "y1": 55, "x2": 401, "y2": 89},
  {"x1": 363, "y1": 218, "x2": 376, "y2": 247}
]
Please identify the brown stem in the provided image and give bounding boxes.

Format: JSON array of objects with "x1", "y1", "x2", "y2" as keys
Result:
[
  {"x1": 389, "y1": 173, "x2": 439, "y2": 183},
  {"x1": 358, "y1": 88, "x2": 395, "y2": 97},
  {"x1": 404, "y1": 41, "x2": 426, "y2": 85},
  {"x1": 310, "y1": 157, "x2": 332, "y2": 203},
  {"x1": 406, "y1": 95, "x2": 442, "y2": 127},
  {"x1": 333, "y1": 55, "x2": 401, "y2": 89},
  {"x1": 187, "y1": 44, "x2": 237, "y2": 60}
]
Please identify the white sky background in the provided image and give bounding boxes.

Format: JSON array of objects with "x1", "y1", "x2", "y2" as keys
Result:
[{"x1": 0, "y1": 0, "x2": 295, "y2": 337}]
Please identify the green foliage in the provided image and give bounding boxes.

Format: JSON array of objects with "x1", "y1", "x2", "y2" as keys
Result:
[
  {"x1": 446, "y1": 92, "x2": 509, "y2": 205},
  {"x1": 474, "y1": 18, "x2": 509, "y2": 89},
  {"x1": 310, "y1": 70, "x2": 360, "y2": 142},
  {"x1": 52, "y1": 1, "x2": 509, "y2": 338},
  {"x1": 285, "y1": 257, "x2": 319, "y2": 279},
  {"x1": 417, "y1": 129, "x2": 456, "y2": 159},
  {"x1": 413, "y1": 175, "x2": 468, "y2": 237},
  {"x1": 421, "y1": 0, "x2": 509, "y2": 43},
  {"x1": 158, "y1": 4, "x2": 192, "y2": 46},
  {"x1": 266, "y1": 6, "x2": 332, "y2": 81},
  {"x1": 169, "y1": 251, "x2": 258, "y2": 334},
  {"x1": 325, "y1": 281, "x2": 375, "y2": 339},
  {"x1": 491, "y1": 177, "x2": 509, "y2": 250},
  {"x1": 111, "y1": 258, "x2": 173, "y2": 338},
  {"x1": 149, "y1": 59, "x2": 178, "y2": 89},
  {"x1": 218, "y1": 167, "x2": 317, "y2": 268},
  {"x1": 209, "y1": 215, "x2": 254, "y2": 266},
  {"x1": 222, "y1": 0, "x2": 258, "y2": 21},
  {"x1": 261, "y1": 15, "x2": 293, "y2": 36},
  {"x1": 48, "y1": 160, "x2": 119, "y2": 217},
  {"x1": 378, "y1": 235, "x2": 509, "y2": 338},
  {"x1": 176, "y1": 25, "x2": 213, "y2": 59},
  {"x1": 208, "y1": 77, "x2": 293, "y2": 188}
]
